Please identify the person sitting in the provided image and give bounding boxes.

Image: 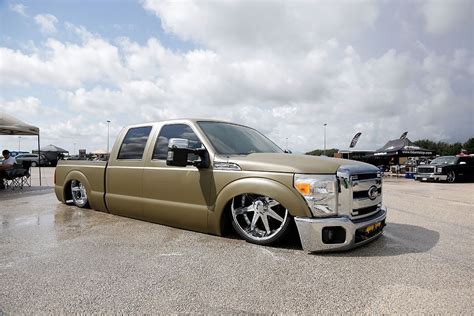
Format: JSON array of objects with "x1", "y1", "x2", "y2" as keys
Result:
[{"x1": 0, "y1": 149, "x2": 17, "y2": 190}]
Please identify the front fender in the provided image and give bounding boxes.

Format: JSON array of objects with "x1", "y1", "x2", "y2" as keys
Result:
[{"x1": 208, "y1": 177, "x2": 311, "y2": 235}]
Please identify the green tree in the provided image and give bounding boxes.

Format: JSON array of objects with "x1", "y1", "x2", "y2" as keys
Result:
[
  {"x1": 306, "y1": 148, "x2": 339, "y2": 157},
  {"x1": 463, "y1": 138, "x2": 474, "y2": 154}
]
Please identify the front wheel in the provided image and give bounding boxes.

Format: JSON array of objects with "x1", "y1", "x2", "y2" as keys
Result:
[
  {"x1": 70, "y1": 180, "x2": 89, "y2": 208},
  {"x1": 446, "y1": 171, "x2": 456, "y2": 183},
  {"x1": 31, "y1": 161, "x2": 38, "y2": 167},
  {"x1": 230, "y1": 194, "x2": 291, "y2": 245}
]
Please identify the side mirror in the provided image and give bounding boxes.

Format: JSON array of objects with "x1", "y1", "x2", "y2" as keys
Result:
[
  {"x1": 167, "y1": 138, "x2": 190, "y2": 167},
  {"x1": 166, "y1": 138, "x2": 210, "y2": 168},
  {"x1": 284, "y1": 149, "x2": 292, "y2": 154}
]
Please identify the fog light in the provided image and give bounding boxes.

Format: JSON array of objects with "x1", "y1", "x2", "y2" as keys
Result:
[{"x1": 322, "y1": 226, "x2": 346, "y2": 244}]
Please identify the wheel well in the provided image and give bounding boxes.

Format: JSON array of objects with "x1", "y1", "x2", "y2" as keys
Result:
[
  {"x1": 220, "y1": 198, "x2": 234, "y2": 236},
  {"x1": 64, "y1": 180, "x2": 73, "y2": 202}
]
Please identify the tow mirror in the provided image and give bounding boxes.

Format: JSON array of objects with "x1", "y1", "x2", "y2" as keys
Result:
[
  {"x1": 167, "y1": 138, "x2": 190, "y2": 167},
  {"x1": 166, "y1": 138, "x2": 210, "y2": 168}
]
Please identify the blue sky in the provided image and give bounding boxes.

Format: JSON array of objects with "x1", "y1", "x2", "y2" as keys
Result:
[{"x1": 0, "y1": 0, "x2": 473, "y2": 153}]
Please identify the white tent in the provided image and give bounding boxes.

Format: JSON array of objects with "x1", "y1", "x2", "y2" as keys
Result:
[{"x1": 0, "y1": 112, "x2": 42, "y2": 185}]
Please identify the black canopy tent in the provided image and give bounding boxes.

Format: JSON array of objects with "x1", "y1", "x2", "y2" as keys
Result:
[
  {"x1": 33, "y1": 144, "x2": 68, "y2": 166},
  {"x1": 373, "y1": 138, "x2": 435, "y2": 166},
  {"x1": 0, "y1": 112, "x2": 42, "y2": 186},
  {"x1": 374, "y1": 138, "x2": 435, "y2": 157}
]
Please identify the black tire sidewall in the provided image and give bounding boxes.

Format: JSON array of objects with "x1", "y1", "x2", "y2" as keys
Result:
[{"x1": 447, "y1": 171, "x2": 456, "y2": 183}]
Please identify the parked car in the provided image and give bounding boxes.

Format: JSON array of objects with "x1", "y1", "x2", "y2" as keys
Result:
[
  {"x1": 14, "y1": 153, "x2": 50, "y2": 167},
  {"x1": 415, "y1": 156, "x2": 474, "y2": 183},
  {"x1": 55, "y1": 119, "x2": 387, "y2": 252}
]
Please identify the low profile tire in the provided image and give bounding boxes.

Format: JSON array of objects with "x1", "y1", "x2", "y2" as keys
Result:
[
  {"x1": 447, "y1": 171, "x2": 456, "y2": 183},
  {"x1": 31, "y1": 161, "x2": 37, "y2": 167},
  {"x1": 70, "y1": 180, "x2": 89, "y2": 208},
  {"x1": 230, "y1": 194, "x2": 291, "y2": 245}
]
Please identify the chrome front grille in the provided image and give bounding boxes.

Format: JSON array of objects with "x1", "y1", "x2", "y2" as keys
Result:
[
  {"x1": 417, "y1": 166, "x2": 435, "y2": 174},
  {"x1": 337, "y1": 165, "x2": 383, "y2": 219}
]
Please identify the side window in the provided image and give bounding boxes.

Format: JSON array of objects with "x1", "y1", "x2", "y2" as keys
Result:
[
  {"x1": 153, "y1": 124, "x2": 201, "y2": 160},
  {"x1": 117, "y1": 126, "x2": 152, "y2": 160},
  {"x1": 459, "y1": 157, "x2": 473, "y2": 165}
]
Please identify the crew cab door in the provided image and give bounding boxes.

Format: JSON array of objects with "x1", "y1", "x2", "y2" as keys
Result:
[
  {"x1": 106, "y1": 125, "x2": 154, "y2": 220},
  {"x1": 457, "y1": 157, "x2": 474, "y2": 180},
  {"x1": 142, "y1": 123, "x2": 211, "y2": 233}
]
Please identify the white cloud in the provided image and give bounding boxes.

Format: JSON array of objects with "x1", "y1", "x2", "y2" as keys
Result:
[
  {"x1": 421, "y1": 0, "x2": 473, "y2": 35},
  {"x1": 1, "y1": 3, "x2": 473, "y2": 154},
  {"x1": 0, "y1": 29, "x2": 128, "y2": 88},
  {"x1": 10, "y1": 3, "x2": 27, "y2": 16},
  {"x1": 0, "y1": 97, "x2": 42, "y2": 116},
  {"x1": 34, "y1": 14, "x2": 59, "y2": 34},
  {"x1": 142, "y1": 0, "x2": 378, "y2": 55}
]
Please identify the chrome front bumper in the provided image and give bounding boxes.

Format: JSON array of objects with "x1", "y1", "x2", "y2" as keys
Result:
[
  {"x1": 294, "y1": 207, "x2": 387, "y2": 252},
  {"x1": 415, "y1": 173, "x2": 447, "y2": 181}
]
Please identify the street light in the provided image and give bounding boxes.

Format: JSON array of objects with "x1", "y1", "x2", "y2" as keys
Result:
[
  {"x1": 323, "y1": 123, "x2": 327, "y2": 156},
  {"x1": 107, "y1": 120, "x2": 111, "y2": 153}
]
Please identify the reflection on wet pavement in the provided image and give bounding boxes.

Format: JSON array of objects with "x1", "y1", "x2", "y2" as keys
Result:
[{"x1": 1, "y1": 182, "x2": 473, "y2": 314}]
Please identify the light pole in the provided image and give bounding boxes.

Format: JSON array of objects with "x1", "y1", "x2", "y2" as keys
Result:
[
  {"x1": 107, "y1": 120, "x2": 111, "y2": 153},
  {"x1": 323, "y1": 123, "x2": 327, "y2": 156}
]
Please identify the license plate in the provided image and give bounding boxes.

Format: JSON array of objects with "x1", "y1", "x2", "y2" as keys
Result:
[
  {"x1": 422, "y1": 177, "x2": 427, "y2": 181},
  {"x1": 362, "y1": 221, "x2": 383, "y2": 234}
]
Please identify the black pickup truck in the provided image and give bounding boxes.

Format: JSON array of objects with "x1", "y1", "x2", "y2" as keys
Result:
[{"x1": 415, "y1": 156, "x2": 474, "y2": 183}]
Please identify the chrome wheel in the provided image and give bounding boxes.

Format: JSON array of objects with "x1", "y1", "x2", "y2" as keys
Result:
[
  {"x1": 447, "y1": 171, "x2": 456, "y2": 183},
  {"x1": 71, "y1": 180, "x2": 89, "y2": 208},
  {"x1": 231, "y1": 194, "x2": 290, "y2": 245}
]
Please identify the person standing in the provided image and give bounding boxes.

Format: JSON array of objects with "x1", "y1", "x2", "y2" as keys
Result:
[{"x1": 0, "y1": 150, "x2": 17, "y2": 190}]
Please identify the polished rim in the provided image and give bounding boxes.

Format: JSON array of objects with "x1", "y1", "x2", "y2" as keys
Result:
[
  {"x1": 231, "y1": 194, "x2": 288, "y2": 241},
  {"x1": 447, "y1": 171, "x2": 455, "y2": 183},
  {"x1": 71, "y1": 180, "x2": 88, "y2": 207}
]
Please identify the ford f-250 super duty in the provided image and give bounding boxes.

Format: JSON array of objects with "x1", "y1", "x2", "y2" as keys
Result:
[{"x1": 55, "y1": 119, "x2": 387, "y2": 252}]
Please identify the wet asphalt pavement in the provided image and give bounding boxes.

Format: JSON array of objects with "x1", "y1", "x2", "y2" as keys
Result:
[{"x1": 0, "y1": 177, "x2": 473, "y2": 313}]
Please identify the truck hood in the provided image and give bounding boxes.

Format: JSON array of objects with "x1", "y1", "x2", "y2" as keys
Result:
[{"x1": 220, "y1": 153, "x2": 372, "y2": 174}]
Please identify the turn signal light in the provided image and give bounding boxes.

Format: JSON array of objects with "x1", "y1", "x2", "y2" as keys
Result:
[{"x1": 295, "y1": 183, "x2": 311, "y2": 195}]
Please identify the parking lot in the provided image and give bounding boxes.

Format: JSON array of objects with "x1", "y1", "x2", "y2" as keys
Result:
[{"x1": 1, "y1": 169, "x2": 473, "y2": 313}]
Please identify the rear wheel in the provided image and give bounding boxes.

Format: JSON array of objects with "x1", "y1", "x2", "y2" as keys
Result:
[
  {"x1": 447, "y1": 171, "x2": 456, "y2": 183},
  {"x1": 31, "y1": 161, "x2": 37, "y2": 167},
  {"x1": 71, "y1": 180, "x2": 89, "y2": 208},
  {"x1": 230, "y1": 194, "x2": 291, "y2": 245}
]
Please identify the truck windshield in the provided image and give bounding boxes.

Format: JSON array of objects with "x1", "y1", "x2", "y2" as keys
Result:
[
  {"x1": 198, "y1": 121, "x2": 283, "y2": 155},
  {"x1": 430, "y1": 157, "x2": 457, "y2": 165}
]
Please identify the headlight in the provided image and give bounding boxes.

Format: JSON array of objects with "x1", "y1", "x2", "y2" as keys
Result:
[
  {"x1": 294, "y1": 174, "x2": 337, "y2": 217},
  {"x1": 437, "y1": 167, "x2": 442, "y2": 173}
]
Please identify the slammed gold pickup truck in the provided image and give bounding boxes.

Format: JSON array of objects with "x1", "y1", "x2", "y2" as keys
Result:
[{"x1": 55, "y1": 119, "x2": 387, "y2": 252}]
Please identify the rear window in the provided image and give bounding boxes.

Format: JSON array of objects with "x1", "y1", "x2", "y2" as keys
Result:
[{"x1": 117, "y1": 126, "x2": 152, "y2": 160}]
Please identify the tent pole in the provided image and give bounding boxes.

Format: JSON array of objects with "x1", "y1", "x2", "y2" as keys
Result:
[{"x1": 38, "y1": 133, "x2": 42, "y2": 186}]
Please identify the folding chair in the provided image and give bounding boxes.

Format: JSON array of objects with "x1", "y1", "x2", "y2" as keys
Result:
[
  {"x1": 19, "y1": 161, "x2": 32, "y2": 187},
  {"x1": 3, "y1": 163, "x2": 30, "y2": 190}
]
